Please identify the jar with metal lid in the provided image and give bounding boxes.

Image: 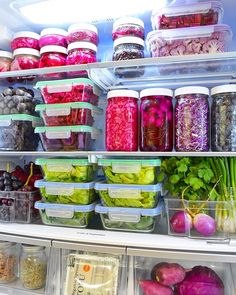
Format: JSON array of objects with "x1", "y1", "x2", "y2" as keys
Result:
[
  {"x1": 67, "y1": 23, "x2": 98, "y2": 45},
  {"x1": 106, "y1": 90, "x2": 139, "y2": 151},
  {"x1": 211, "y1": 85, "x2": 236, "y2": 151},
  {"x1": 0, "y1": 51, "x2": 13, "y2": 72},
  {"x1": 175, "y1": 86, "x2": 210, "y2": 152},
  {"x1": 39, "y1": 28, "x2": 67, "y2": 48},
  {"x1": 140, "y1": 88, "x2": 173, "y2": 151},
  {"x1": 11, "y1": 31, "x2": 40, "y2": 51},
  {"x1": 0, "y1": 241, "x2": 18, "y2": 283},
  {"x1": 112, "y1": 17, "x2": 145, "y2": 40},
  {"x1": 11, "y1": 48, "x2": 40, "y2": 71},
  {"x1": 20, "y1": 244, "x2": 47, "y2": 290}
]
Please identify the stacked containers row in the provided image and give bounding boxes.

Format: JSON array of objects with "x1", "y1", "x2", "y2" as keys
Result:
[
  {"x1": 35, "y1": 158, "x2": 98, "y2": 227},
  {"x1": 95, "y1": 159, "x2": 163, "y2": 232}
]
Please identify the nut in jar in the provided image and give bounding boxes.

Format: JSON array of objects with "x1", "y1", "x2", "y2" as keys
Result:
[{"x1": 0, "y1": 241, "x2": 18, "y2": 283}]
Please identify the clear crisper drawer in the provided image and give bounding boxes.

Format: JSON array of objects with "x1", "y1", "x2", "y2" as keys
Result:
[
  {"x1": 61, "y1": 248, "x2": 127, "y2": 295},
  {"x1": 132, "y1": 256, "x2": 235, "y2": 295}
]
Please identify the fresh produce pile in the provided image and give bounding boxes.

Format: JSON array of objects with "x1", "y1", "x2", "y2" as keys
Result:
[{"x1": 140, "y1": 262, "x2": 224, "y2": 295}]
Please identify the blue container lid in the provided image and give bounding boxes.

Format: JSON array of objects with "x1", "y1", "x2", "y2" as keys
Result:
[
  {"x1": 35, "y1": 179, "x2": 95, "y2": 189},
  {"x1": 95, "y1": 181, "x2": 162, "y2": 192},
  {"x1": 35, "y1": 201, "x2": 96, "y2": 212}
]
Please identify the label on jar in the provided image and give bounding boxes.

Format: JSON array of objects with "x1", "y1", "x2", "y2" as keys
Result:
[
  {"x1": 46, "y1": 208, "x2": 74, "y2": 218},
  {"x1": 108, "y1": 188, "x2": 141, "y2": 199},
  {"x1": 46, "y1": 107, "x2": 71, "y2": 117},
  {"x1": 108, "y1": 212, "x2": 140, "y2": 223},
  {"x1": 46, "y1": 186, "x2": 74, "y2": 196},
  {"x1": 45, "y1": 130, "x2": 71, "y2": 139},
  {"x1": 46, "y1": 163, "x2": 72, "y2": 172},
  {"x1": 112, "y1": 164, "x2": 141, "y2": 173}
]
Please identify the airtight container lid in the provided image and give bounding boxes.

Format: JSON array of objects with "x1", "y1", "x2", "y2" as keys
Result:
[
  {"x1": 99, "y1": 158, "x2": 161, "y2": 167},
  {"x1": 95, "y1": 181, "x2": 162, "y2": 192},
  {"x1": 40, "y1": 45, "x2": 67, "y2": 55},
  {"x1": 140, "y1": 88, "x2": 173, "y2": 98},
  {"x1": 40, "y1": 28, "x2": 67, "y2": 37},
  {"x1": 35, "y1": 125, "x2": 101, "y2": 140},
  {"x1": 22, "y1": 244, "x2": 45, "y2": 252},
  {"x1": 113, "y1": 17, "x2": 144, "y2": 29},
  {"x1": 107, "y1": 90, "x2": 139, "y2": 99},
  {"x1": 0, "y1": 114, "x2": 42, "y2": 127},
  {"x1": 211, "y1": 84, "x2": 236, "y2": 96},
  {"x1": 35, "y1": 179, "x2": 95, "y2": 190},
  {"x1": 67, "y1": 41, "x2": 97, "y2": 52},
  {"x1": 175, "y1": 86, "x2": 210, "y2": 97},
  {"x1": 68, "y1": 23, "x2": 98, "y2": 34},
  {"x1": 114, "y1": 36, "x2": 144, "y2": 48},
  {"x1": 13, "y1": 48, "x2": 40, "y2": 57},
  {"x1": 0, "y1": 241, "x2": 16, "y2": 248},
  {"x1": 35, "y1": 200, "x2": 96, "y2": 213},
  {"x1": 0, "y1": 50, "x2": 13, "y2": 59},
  {"x1": 13, "y1": 31, "x2": 40, "y2": 40},
  {"x1": 36, "y1": 158, "x2": 91, "y2": 167}
]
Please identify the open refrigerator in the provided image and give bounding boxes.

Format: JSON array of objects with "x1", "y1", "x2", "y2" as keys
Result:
[{"x1": 0, "y1": 0, "x2": 234, "y2": 294}]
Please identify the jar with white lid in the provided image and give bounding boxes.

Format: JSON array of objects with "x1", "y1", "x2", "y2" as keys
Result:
[
  {"x1": 211, "y1": 85, "x2": 236, "y2": 151},
  {"x1": 67, "y1": 42, "x2": 97, "y2": 65},
  {"x1": 106, "y1": 89, "x2": 139, "y2": 151},
  {"x1": 11, "y1": 31, "x2": 40, "y2": 51},
  {"x1": 112, "y1": 17, "x2": 145, "y2": 40},
  {"x1": 20, "y1": 244, "x2": 47, "y2": 290},
  {"x1": 39, "y1": 28, "x2": 67, "y2": 48},
  {"x1": 67, "y1": 23, "x2": 98, "y2": 45},
  {"x1": 11, "y1": 48, "x2": 40, "y2": 71},
  {"x1": 175, "y1": 86, "x2": 210, "y2": 152},
  {"x1": 0, "y1": 51, "x2": 13, "y2": 72},
  {"x1": 0, "y1": 241, "x2": 18, "y2": 283},
  {"x1": 140, "y1": 88, "x2": 173, "y2": 151}
]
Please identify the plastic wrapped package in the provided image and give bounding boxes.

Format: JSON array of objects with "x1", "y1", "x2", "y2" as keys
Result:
[
  {"x1": 175, "y1": 86, "x2": 210, "y2": 152},
  {"x1": 36, "y1": 158, "x2": 96, "y2": 182},
  {"x1": 0, "y1": 51, "x2": 13, "y2": 72},
  {"x1": 151, "y1": 1, "x2": 223, "y2": 30},
  {"x1": 0, "y1": 242, "x2": 18, "y2": 283},
  {"x1": 147, "y1": 24, "x2": 232, "y2": 57},
  {"x1": 35, "y1": 179, "x2": 96, "y2": 205},
  {"x1": 106, "y1": 90, "x2": 139, "y2": 151},
  {"x1": 11, "y1": 48, "x2": 40, "y2": 71},
  {"x1": 39, "y1": 28, "x2": 67, "y2": 48},
  {"x1": 67, "y1": 23, "x2": 98, "y2": 45},
  {"x1": 0, "y1": 114, "x2": 42, "y2": 151},
  {"x1": 35, "y1": 125, "x2": 101, "y2": 151},
  {"x1": 112, "y1": 17, "x2": 145, "y2": 40},
  {"x1": 35, "y1": 102, "x2": 102, "y2": 126},
  {"x1": 11, "y1": 31, "x2": 40, "y2": 50},
  {"x1": 98, "y1": 158, "x2": 161, "y2": 185},
  {"x1": 140, "y1": 88, "x2": 173, "y2": 151},
  {"x1": 35, "y1": 78, "x2": 100, "y2": 105},
  {"x1": 35, "y1": 201, "x2": 96, "y2": 227}
]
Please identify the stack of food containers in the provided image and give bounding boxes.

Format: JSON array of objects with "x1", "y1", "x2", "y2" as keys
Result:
[
  {"x1": 35, "y1": 158, "x2": 98, "y2": 227},
  {"x1": 95, "y1": 159, "x2": 163, "y2": 232},
  {"x1": 34, "y1": 78, "x2": 102, "y2": 151}
]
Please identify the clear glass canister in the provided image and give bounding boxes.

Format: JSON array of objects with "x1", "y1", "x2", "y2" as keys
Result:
[
  {"x1": 0, "y1": 241, "x2": 18, "y2": 283},
  {"x1": 11, "y1": 48, "x2": 40, "y2": 71},
  {"x1": 67, "y1": 42, "x2": 97, "y2": 65},
  {"x1": 211, "y1": 85, "x2": 236, "y2": 151},
  {"x1": 39, "y1": 28, "x2": 67, "y2": 48},
  {"x1": 0, "y1": 51, "x2": 13, "y2": 72},
  {"x1": 113, "y1": 36, "x2": 144, "y2": 61},
  {"x1": 175, "y1": 86, "x2": 210, "y2": 151},
  {"x1": 112, "y1": 17, "x2": 145, "y2": 40},
  {"x1": 67, "y1": 23, "x2": 98, "y2": 45},
  {"x1": 20, "y1": 244, "x2": 47, "y2": 290},
  {"x1": 140, "y1": 88, "x2": 173, "y2": 151},
  {"x1": 106, "y1": 90, "x2": 139, "y2": 151},
  {"x1": 11, "y1": 31, "x2": 40, "y2": 51}
]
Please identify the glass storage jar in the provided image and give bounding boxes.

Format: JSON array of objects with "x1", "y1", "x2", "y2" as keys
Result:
[
  {"x1": 106, "y1": 90, "x2": 139, "y2": 151},
  {"x1": 20, "y1": 244, "x2": 47, "y2": 290},
  {"x1": 67, "y1": 42, "x2": 97, "y2": 65},
  {"x1": 112, "y1": 17, "x2": 145, "y2": 40},
  {"x1": 39, "y1": 28, "x2": 67, "y2": 48},
  {"x1": 11, "y1": 48, "x2": 40, "y2": 71},
  {"x1": 0, "y1": 241, "x2": 18, "y2": 283},
  {"x1": 0, "y1": 51, "x2": 13, "y2": 72},
  {"x1": 140, "y1": 88, "x2": 173, "y2": 151},
  {"x1": 175, "y1": 86, "x2": 210, "y2": 151},
  {"x1": 67, "y1": 23, "x2": 98, "y2": 45},
  {"x1": 11, "y1": 31, "x2": 40, "y2": 51},
  {"x1": 211, "y1": 85, "x2": 236, "y2": 151}
]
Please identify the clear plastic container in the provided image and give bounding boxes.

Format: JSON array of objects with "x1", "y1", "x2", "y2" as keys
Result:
[
  {"x1": 211, "y1": 85, "x2": 236, "y2": 152},
  {"x1": 0, "y1": 51, "x2": 12, "y2": 72},
  {"x1": 35, "y1": 102, "x2": 102, "y2": 127},
  {"x1": 67, "y1": 23, "x2": 98, "y2": 45},
  {"x1": 140, "y1": 88, "x2": 173, "y2": 152},
  {"x1": 35, "y1": 78, "x2": 100, "y2": 105},
  {"x1": 39, "y1": 28, "x2": 67, "y2": 48},
  {"x1": 35, "y1": 179, "x2": 96, "y2": 205},
  {"x1": 11, "y1": 31, "x2": 40, "y2": 50},
  {"x1": 0, "y1": 241, "x2": 18, "y2": 283},
  {"x1": 95, "y1": 201, "x2": 163, "y2": 232},
  {"x1": 35, "y1": 125, "x2": 100, "y2": 151},
  {"x1": 106, "y1": 90, "x2": 139, "y2": 151},
  {"x1": 35, "y1": 201, "x2": 96, "y2": 227},
  {"x1": 151, "y1": 1, "x2": 223, "y2": 30},
  {"x1": 112, "y1": 17, "x2": 145, "y2": 40},
  {"x1": 20, "y1": 245, "x2": 47, "y2": 290},
  {"x1": 147, "y1": 24, "x2": 232, "y2": 57},
  {"x1": 11, "y1": 48, "x2": 40, "y2": 71},
  {"x1": 0, "y1": 114, "x2": 42, "y2": 151},
  {"x1": 98, "y1": 158, "x2": 161, "y2": 185},
  {"x1": 95, "y1": 181, "x2": 162, "y2": 208},
  {"x1": 175, "y1": 86, "x2": 210, "y2": 152},
  {"x1": 36, "y1": 158, "x2": 96, "y2": 182},
  {"x1": 0, "y1": 191, "x2": 40, "y2": 223}
]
